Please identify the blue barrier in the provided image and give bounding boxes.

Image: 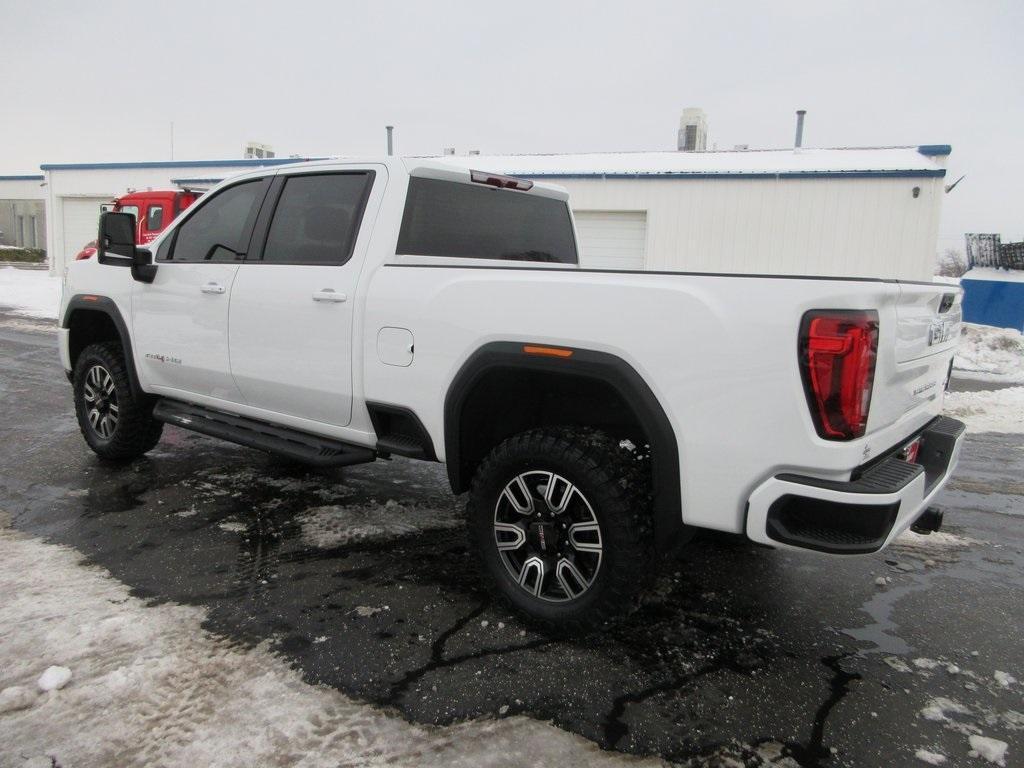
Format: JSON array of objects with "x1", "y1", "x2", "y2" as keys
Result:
[{"x1": 961, "y1": 278, "x2": 1024, "y2": 332}]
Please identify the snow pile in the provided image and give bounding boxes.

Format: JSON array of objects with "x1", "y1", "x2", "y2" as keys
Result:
[
  {"x1": 954, "y1": 324, "x2": 1024, "y2": 383},
  {"x1": 0, "y1": 524, "x2": 661, "y2": 768},
  {"x1": 968, "y1": 735, "x2": 1009, "y2": 766},
  {"x1": 0, "y1": 267, "x2": 60, "y2": 319},
  {"x1": 943, "y1": 386, "x2": 1024, "y2": 434},
  {"x1": 914, "y1": 749, "x2": 947, "y2": 765},
  {"x1": 36, "y1": 666, "x2": 72, "y2": 691}
]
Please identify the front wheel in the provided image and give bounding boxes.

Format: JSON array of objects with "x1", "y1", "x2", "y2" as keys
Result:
[
  {"x1": 467, "y1": 427, "x2": 652, "y2": 633},
  {"x1": 73, "y1": 342, "x2": 163, "y2": 461}
]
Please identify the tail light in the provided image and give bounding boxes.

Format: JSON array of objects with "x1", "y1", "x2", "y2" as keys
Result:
[{"x1": 799, "y1": 310, "x2": 879, "y2": 440}]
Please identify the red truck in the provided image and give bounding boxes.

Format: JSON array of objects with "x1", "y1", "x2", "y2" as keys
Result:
[{"x1": 75, "y1": 189, "x2": 202, "y2": 260}]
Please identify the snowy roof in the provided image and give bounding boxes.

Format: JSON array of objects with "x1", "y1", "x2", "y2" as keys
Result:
[
  {"x1": 430, "y1": 146, "x2": 950, "y2": 179},
  {"x1": 962, "y1": 267, "x2": 1024, "y2": 283}
]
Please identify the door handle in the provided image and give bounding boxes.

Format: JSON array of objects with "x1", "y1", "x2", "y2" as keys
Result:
[
  {"x1": 201, "y1": 282, "x2": 226, "y2": 294},
  {"x1": 312, "y1": 289, "x2": 347, "y2": 303}
]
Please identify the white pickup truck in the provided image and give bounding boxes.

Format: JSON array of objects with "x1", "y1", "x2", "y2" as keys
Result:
[{"x1": 59, "y1": 157, "x2": 965, "y2": 631}]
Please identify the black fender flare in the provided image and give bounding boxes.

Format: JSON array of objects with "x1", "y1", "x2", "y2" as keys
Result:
[
  {"x1": 444, "y1": 341, "x2": 689, "y2": 554},
  {"x1": 62, "y1": 294, "x2": 144, "y2": 399}
]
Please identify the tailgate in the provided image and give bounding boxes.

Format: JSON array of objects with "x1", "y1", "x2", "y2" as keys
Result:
[
  {"x1": 894, "y1": 283, "x2": 963, "y2": 363},
  {"x1": 868, "y1": 282, "x2": 963, "y2": 434}
]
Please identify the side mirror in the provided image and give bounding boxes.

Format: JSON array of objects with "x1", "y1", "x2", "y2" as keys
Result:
[
  {"x1": 97, "y1": 212, "x2": 136, "y2": 266},
  {"x1": 98, "y1": 211, "x2": 158, "y2": 283}
]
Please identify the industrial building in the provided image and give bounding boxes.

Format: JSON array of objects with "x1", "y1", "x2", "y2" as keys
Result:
[
  {"x1": 33, "y1": 142, "x2": 949, "y2": 281},
  {"x1": 0, "y1": 175, "x2": 46, "y2": 250},
  {"x1": 440, "y1": 144, "x2": 951, "y2": 279}
]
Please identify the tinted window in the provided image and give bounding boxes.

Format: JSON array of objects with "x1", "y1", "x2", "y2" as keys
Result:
[
  {"x1": 167, "y1": 179, "x2": 266, "y2": 262},
  {"x1": 262, "y1": 173, "x2": 371, "y2": 265},
  {"x1": 396, "y1": 177, "x2": 577, "y2": 263},
  {"x1": 146, "y1": 204, "x2": 164, "y2": 232}
]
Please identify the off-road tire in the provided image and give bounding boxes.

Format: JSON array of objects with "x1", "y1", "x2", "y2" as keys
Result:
[
  {"x1": 73, "y1": 341, "x2": 163, "y2": 461},
  {"x1": 468, "y1": 427, "x2": 653, "y2": 634}
]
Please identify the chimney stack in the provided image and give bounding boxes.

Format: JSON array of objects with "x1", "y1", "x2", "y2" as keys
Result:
[{"x1": 794, "y1": 110, "x2": 806, "y2": 148}]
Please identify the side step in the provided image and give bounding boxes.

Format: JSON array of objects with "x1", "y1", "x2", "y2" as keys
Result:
[{"x1": 153, "y1": 399, "x2": 376, "y2": 468}]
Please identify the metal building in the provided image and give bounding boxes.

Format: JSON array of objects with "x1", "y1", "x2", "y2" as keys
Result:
[
  {"x1": 0, "y1": 175, "x2": 46, "y2": 250},
  {"x1": 38, "y1": 145, "x2": 951, "y2": 282},
  {"x1": 440, "y1": 145, "x2": 951, "y2": 280}
]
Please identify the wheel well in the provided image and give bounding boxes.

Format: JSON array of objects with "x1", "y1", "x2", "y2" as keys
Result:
[
  {"x1": 68, "y1": 309, "x2": 121, "y2": 369},
  {"x1": 453, "y1": 367, "x2": 647, "y2": 488},
  {"x1": 444, "y1": 343, "x2": 688, "y2": 555}
]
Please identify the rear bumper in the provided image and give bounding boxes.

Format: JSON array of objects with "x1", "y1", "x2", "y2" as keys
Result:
[{"x1": 746, "y1": 416, "x2": 966, "y2": 554}]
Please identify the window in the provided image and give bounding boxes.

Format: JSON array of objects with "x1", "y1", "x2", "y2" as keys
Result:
[
  {"x1": 167, "y1": 179, "x2": 266, "y2": 262},
  {"x1": 118, "y1": 205, "x2": 139, "y2": 221},
  {"x1": 261, "y1": 173, "x2": 371, "y2": 265},
  {"x1": 396, "y1": 177, "x2": 578, "y2": 264},
  {"x1": 146, "y1": 204, "x2": 164, "y2": 232}
]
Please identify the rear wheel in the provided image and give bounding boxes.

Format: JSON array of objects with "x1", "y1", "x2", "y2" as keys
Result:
[
  {"x1": 73, "y1": 342, "x2": 163, "y2": 461},
  {"x1": 468, "y1": 427, "x2": 652, "y2": 633}
]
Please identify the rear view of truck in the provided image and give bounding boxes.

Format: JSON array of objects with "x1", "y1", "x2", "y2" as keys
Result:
[{"x1": 745, "y1": 282, "x2": 964, "y2": 554}]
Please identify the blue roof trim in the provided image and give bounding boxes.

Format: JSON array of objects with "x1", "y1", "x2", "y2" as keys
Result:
[
  {"x1": 0, "y1": 174, "x2": 45, "y2": 181},
  {"x1": 40, "y1": 157, "x2": 323, "y2": 171},
  {"x1": 513, "y1": 169, "x2": 947, "y2": 180},
  {"x1": 917, "y1": 145, "x2": 952, "y2": 157}
]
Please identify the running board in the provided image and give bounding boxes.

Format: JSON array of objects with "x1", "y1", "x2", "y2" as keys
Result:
[{"x1": 152, "y1": 399, "x2": 376, "y2": 468}]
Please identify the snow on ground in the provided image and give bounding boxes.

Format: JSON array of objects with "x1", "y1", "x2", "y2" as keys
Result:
[
  {"x1": 954, "y1": 324, "x2": 1024, "y2": 384},
  {"x1": 0, "y1": 267, "x2": 60, "y2": 320},
  {"x1": 943, "y1": 386, "x2": 1024, "y2": 434},
  {"x1": 0, "y1": 520, "x2": 665, "y2": 768},
  {"x1": 968, "y1": 735, "x2": 1009, "y2": 766}
]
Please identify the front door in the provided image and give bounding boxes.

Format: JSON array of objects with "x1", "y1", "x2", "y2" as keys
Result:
[
  {"x1": 228, "y1": 170, "x2": 378, "y2": 427},
  {"x1": 132, "y1": 177, "x2": 270, "y2": 403}
]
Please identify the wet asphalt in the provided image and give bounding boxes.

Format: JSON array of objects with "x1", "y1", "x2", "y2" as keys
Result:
[{"x1": 1, "y1": 309, "x2": 1022, "y2": 767}]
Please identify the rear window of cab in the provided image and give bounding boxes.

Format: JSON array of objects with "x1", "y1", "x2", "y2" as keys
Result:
[{"x1": 396, "y1": 176, "x2": 578, "y2": 264}]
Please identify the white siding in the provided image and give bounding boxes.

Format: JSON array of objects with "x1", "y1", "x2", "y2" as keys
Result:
[
  {"x1": 561, "y1": 176, "x2": 944, "y2": 280},
  {"x1": 573, "y1": 210, "x2": 646, "y2": 269},
  {"x1": 61, "y1": 197, "x2": 110, "y2": 256}
]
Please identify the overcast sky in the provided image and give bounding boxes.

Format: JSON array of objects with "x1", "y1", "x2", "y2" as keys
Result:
[{"x1": 3, "y1": 0, "x2": 1021, "y2": 248}]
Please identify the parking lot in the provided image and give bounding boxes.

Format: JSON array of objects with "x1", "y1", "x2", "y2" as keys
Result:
[{"x1": 2, "y1": 309, "x2": 1021, "y2": 767}]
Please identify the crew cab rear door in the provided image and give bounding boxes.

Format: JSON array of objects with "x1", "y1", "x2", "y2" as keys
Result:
[{"x1": 227, "y1": 168, "x2": 381, "y2": 428}]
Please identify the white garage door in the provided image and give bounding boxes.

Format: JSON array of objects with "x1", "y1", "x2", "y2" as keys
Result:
[
  {"x1": 62, "y1": 196, "x2": 111, "y2": 259},
  {"x1": 572, "y1": 210, "x2": 647, "y2": 270}
]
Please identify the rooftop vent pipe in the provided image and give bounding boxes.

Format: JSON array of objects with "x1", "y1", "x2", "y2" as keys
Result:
[{"x1": 794, "y1": 110, "x2": 807, "y2": 148}]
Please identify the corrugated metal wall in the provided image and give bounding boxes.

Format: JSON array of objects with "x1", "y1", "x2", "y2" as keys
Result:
[{"x1": 557, "y1": 176, "x2": 944, "y2": 280}]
